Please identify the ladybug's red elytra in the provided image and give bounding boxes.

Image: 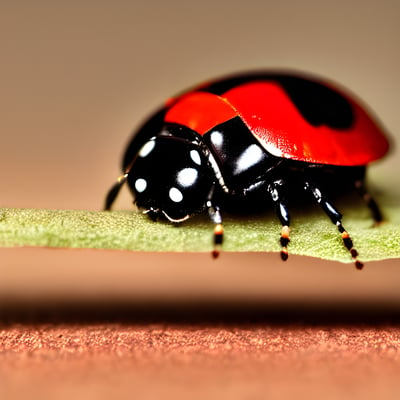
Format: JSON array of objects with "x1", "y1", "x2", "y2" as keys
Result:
[{"x1": 105, "y1": 71, "x2": 390, "y2": 269}]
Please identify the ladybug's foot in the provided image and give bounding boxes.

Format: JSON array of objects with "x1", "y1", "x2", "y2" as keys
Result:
[
  {"x1": 280, "y1": 225, "x2": 290, "y2": 261},
  {"x1": 336, "y1": 222, "x2": 364, "y2": 270},
  {"x1": 207, "y1": 200, "x2": 224, "y2": 258},
  {"x1": 212, "y1": 223, "x2": 224, "y2": 258},
  {"x1": 267, "y1": 181, "x2": 291, "y2": 262}
]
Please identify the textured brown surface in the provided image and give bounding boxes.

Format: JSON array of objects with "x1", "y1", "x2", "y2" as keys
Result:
[{"x1": 1, "y1": 322, "x2": 400, "y2": 399}]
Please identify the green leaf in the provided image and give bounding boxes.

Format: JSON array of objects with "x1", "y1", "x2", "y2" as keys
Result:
[{"x1": 0, "y1": 199, "x2": 399, "y2": 263}]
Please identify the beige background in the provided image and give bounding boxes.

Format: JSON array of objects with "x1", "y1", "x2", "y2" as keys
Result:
[{"x1": 0, "y1": 0, "x2": 399, "y2": 212}]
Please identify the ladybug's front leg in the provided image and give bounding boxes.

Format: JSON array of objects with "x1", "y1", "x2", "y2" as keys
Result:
[
  {"x1": 207, "y1": 200, "x2": 224, "y2": 258},
  {"x1": 267, "y1": 181, "x2": 291, "y2": 261},
  {"x1": 104, "y1": 173, "x2": 128, "y2": 211}
]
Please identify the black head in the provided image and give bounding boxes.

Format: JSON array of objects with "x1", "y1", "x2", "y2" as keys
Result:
[{"x1": 127, "y1": 134, "x2": 215, "y2": 222}]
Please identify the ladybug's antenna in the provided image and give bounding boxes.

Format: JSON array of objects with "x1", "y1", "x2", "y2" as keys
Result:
[
  {"x1": 104, "y1": 173, "x2": 128, "y2": 211},
  {"x1": 304, "y1": 181, "x2": 363, "y2": 270},
  {"x1": 207, "y1": 200, "x2": 224, "y2": 258}
]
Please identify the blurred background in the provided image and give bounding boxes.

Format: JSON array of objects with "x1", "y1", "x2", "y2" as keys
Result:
[{"x1": 0, "y1": 0, "x2": 399, "y2": 212}]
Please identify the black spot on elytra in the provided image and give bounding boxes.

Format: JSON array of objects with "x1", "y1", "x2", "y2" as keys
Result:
[{"x1": 277, "y1": 76, "x2": 354, "y2": 129}]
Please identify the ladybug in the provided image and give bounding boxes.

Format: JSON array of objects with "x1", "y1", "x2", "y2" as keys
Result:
[{"x1": 105, "y1": 71, "x2": 389, "y2": 269}]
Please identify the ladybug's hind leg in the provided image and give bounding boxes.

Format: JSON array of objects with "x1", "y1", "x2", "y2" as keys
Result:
[
  {"x1": 354, "y1": 179, "x2": 384, "y2": 225},
  {"x1": 268, "y1": 181, "x2": 291, "y2": 261},
  {"x1": 104, "y1": 174, "x2": 128, "y2": 211},
  {"x1": 304, "y1": 181, "x2": 363, "y2": 269}
]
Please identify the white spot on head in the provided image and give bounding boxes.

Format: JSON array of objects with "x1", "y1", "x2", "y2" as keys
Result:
[
  {"x1": 177, "y1": 168, "x2": 198, "y2": 187},
  {"x1": 134, "y1": 178, "x2": 147, "y2": 193},
  {"x1": 210, "y1": 130, "x2": 224, "y2": 147},
  {"x1": 190, "y1": 149, "x2": 201, "y2": 166},
  {"x1": 169, "y1": 187, "x2": 183, "y2": 203},
  {"x1": 138, "y1": 140, "x2": 156, "y2": 158}
]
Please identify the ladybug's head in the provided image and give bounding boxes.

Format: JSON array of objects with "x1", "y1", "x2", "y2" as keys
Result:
[{"x1": 127, "y1": 134, "x2": 215, "y2": 222}]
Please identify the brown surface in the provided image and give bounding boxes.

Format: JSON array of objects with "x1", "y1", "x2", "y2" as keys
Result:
[
  {"x1": 1, "y1": 323, "x2": 400, "y2": 399},
  {"x1": 1, "y1": 249, "x2": 400, "y2": 399}
]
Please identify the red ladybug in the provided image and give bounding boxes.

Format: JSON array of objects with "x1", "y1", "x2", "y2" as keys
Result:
[{"x1": 105, "y1": 71, "x2": 389, "y2": 269}]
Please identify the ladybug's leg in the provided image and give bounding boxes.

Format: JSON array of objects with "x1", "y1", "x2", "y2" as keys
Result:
[
  {"x1": 267, "y1": 181, "x2": 291, "y2": 261},
  {"x1": 207, "y1": 200, "x2": 224, "y2": 258},
  {"x1": 304, "y1": 181, "x2": 363, "y2": 270},
  {"x1": 354, "y1": 179, "x2": 384, "y2": 225},
  {"x1": 104, "y1": 174, "x2": 128, "y2": 211}
]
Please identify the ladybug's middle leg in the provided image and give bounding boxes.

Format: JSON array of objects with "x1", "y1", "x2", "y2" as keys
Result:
[
  {"x1": 267, "y1": 180, "x2": 291, "y2": 261},
  {"x1": 206, "y1": 187, "x2": 224, "y2": 258},
  {"x1": 303, "y1": 181, "x2": 363, "y2": 269}
]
